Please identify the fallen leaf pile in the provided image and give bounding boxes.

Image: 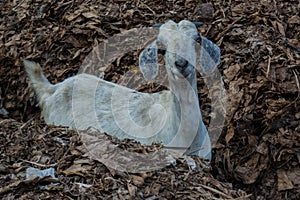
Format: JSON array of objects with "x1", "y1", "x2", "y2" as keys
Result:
[
  {"x1": 0, "y1": 119, "x2": 249, "y2": 199},
  {"x1": 0, "y1": 0, "x2": 299, "y2": 199}
]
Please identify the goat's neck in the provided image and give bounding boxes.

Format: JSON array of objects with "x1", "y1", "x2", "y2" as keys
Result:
[
  {"x1": 163, "y1": 75, "x2": 203, "y2": 150},
  {"x1": 168, "y1": 75, "x2": 199, "y2": 111}
]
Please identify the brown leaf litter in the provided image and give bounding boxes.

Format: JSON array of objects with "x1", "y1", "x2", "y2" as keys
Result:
[
  {"x1": 0, "y1": 0, "x2": 299, "y2": 199},
  {"x1": 0, "y1": 119, "x2": 250, "y2": 199}
]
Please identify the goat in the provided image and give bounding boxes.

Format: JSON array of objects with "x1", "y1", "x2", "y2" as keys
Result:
[{"x1": 24, "y1": 20, "x2": 220, "y2": 160}]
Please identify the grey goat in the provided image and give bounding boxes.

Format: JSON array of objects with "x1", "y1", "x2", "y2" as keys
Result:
[{"x1": 24, "y1": 20, "x2": 220, "y2": 160}]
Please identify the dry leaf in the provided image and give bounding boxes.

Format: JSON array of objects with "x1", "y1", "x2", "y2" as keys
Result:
[
  {"x1": 131, "y1": 174, "x2": 145, "y2": 186},
  {"x1": 225, "y1": 125, "x2": 235, "y2": 145},
  {"x1": 82, "y1": 11, "x2": 99, "y2": 19},
  {"x1": 288, "y1": 15, "x2": 300, "y2": 24},
  {"x1": 224, "y1": 64, "x2": 241, "y2": 81},
  {"x1": 127, "y1": 183, "x2": 136, "y2": 196},
  {"x1": 277, "y1": 169, "x2": 294, "y2": 191},
  {"x1": 235, "y1": 166, "x2": 260, "y2": 184},
  {"x1": 276, "y1": 21, "x2": 286, "y2": 37},
  {"x1": 63, "y1": 164, "x2": 87, "y2": 176},
  {"x1": 64, "y1": 11, "x2": 81, "y2": 21}
]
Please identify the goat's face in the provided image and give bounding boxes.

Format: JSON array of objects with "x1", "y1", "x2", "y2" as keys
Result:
[
  {"x1": 157, "y1": 20, "x2": 199, "y2": 82},
  {"x1": 139, "y1": 19, "x2": 220, "y2": 84}
]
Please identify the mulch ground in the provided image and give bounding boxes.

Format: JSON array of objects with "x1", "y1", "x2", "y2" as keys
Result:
[{"x1": 0, "y1": 0, "x2": 299, "y2": 199}]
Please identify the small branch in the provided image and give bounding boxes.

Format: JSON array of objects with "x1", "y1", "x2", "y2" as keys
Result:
[
  {"x1": 198, "y1": 183, "x2": 233, "y2": 199},
  {"x1": 140, "y1": 2, "x2": 156, "y2": 15},
  {"x1": 21, "y1": 159, "x2": 57, "y2": 168},
  {"x1": 266, "y1": 56, "x2": 271, "y2": 78},
  {"x1": 12, "y1": 0, "x2": 26, "y2": 11},
  {"x1": 292, "y1": 69, "x2": 300, "y2": 92}
]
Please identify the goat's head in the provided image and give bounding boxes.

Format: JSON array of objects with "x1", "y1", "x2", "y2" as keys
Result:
[{"x1": 139, "y1": 20, "x2": 220, "y2": 88}]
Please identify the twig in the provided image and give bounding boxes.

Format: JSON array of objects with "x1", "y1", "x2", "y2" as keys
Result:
[
  {"x1": 21, "y1": 159, "x2": 57, "y2": 168},
  {"x1": 19, "y1": 118, "x2": 34, "y2": 130},
  {"x1": 292, "y1": 69, "x2": 300, "y2": 92},
  {"x1": 0, "y1": 119, "x2": 19, "y2": 126},
  {"x1": 140, "y1": 2, "x2": 156, "y2": 15},
  {"x1": 198, "y1": 183, "x2": 233, "y2": 199},
  {"x1": 266, "y1": 56, "x2": 271, "y2": 78},
  {"x1": 12, "y1": 0, "x2": 26, "y2": 11}
]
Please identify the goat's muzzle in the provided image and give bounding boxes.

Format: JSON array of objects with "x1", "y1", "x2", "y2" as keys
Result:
[
  {"x1": 175, "y1": 57, "x2": 188, "y2": 70},
  {"x1": 174, "y1": 57, "x2": 192, "y2": 78}
]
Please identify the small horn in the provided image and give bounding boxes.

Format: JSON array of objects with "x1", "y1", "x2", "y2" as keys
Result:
[
  {"x1": 193, "y1": 22, "x2": 204, "y2": 27},
  {"x1": 152, "y1": 23, "x2": 164, "y2": 27}
]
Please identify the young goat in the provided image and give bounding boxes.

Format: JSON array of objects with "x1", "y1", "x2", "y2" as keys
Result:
[{"x1": 24, "y1": 20, "x2": 220, "y2": 160}]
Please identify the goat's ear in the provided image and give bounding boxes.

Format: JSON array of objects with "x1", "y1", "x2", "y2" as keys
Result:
[
  {"x1": 139, "y1": 40, "x2": 159, "y2": 80},
  {"x1": 199, "y1": 36, "x2": 220, "y2": 74}
]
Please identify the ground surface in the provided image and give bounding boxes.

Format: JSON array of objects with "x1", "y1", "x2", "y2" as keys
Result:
[{"x1": 0, "y1": 0, "x2": 299, "y2": 199}]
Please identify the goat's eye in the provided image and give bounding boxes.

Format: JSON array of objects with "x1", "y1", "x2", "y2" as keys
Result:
[
  {"x1": 195, "y1": 36, "x2": 202, "y2": 44},
  {"x1": 157, "y1": 41, "x2": 166, "y2": 55},
  {"x1": 158, "y1": 49, "x2": 166, "y2": 55}
]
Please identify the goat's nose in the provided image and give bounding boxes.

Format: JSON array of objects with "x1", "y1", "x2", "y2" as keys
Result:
[{"x1": 175, "y1": 58, "x2": 188, "y2": 70}]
